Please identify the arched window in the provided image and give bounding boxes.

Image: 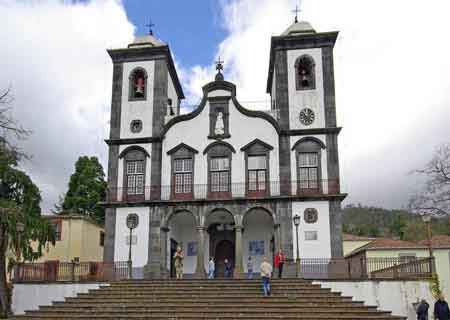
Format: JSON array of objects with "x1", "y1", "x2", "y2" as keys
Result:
[
  {"x1": 295, "y1": 55, "x2": 316, "y2": 91},
  {"x1": 129, "y1": 68, "x2": 147, "y2": 100},
  {"x1": 119, "y1": 146, "x2": 150, "y2": 201}
]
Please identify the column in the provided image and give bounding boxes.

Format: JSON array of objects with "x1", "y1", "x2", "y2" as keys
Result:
[
  {"x1": 144, "y1": 207, "x2": 162, "y2": 279},
  {"x1": 234, "y1": 225, "x2": 244, "y2": 278},
  {"x1": 160, "y1": 227, "x2": 170, "y2": 279},
  {"x1": 194, "y1": 226, "x2": 206, "y2": 278},
  {"x1": 274, "y1": 223, "x2": 281, "y2": 252}
]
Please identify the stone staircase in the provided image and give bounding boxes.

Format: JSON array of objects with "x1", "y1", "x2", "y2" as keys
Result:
[{"x1": 14, "y1": 279, "x2": 405, "y2": 319}]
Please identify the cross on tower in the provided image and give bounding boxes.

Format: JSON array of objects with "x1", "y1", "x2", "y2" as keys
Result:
[
  {"x1": 145, "y1": 20, "x2": 155, "y2": 35},
  {"x1": 292, "y1": 4, "x2": 301, "y2": 23},
  {"x1": 215, "y1": 57, "x2": 224, "y2": 73}
]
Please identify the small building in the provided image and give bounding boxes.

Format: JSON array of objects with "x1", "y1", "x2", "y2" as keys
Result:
[
  {"x1": 34, "y1": 214, "x2": 105, "y2": 263},
  {"x1": 346, "y1": 236, "x2": 450, "y2": 300},
  {"x1": 342, "y1": 233, "x2": 375, "y2": 256}
]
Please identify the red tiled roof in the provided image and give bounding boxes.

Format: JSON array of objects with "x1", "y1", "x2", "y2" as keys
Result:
[
  {"x1": 346, "y1": 238, "x2": 428, "y2": 257},
  {"x1": 418, "y1": 235, "x2": 450, "y2": 248},
  {"x1": 343, "y1": 233, "x2": 376, "y2": 241}
]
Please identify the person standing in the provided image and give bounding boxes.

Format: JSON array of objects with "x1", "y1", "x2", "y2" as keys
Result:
[
  {"x1": 274, "y1": 250, "x2": 285, "y2": 279},
  {"x1": 224, "y1": 258, "x2": 232, "y2": 278},
  {"x1": 434, "y1": 294, "x2": 450, "y2": 320},
  {"x1": 260, "y1": 257, "x2": 273, "y2": 297},
  {"x1": 208, "y1": 257, "x2": 215, "y2": 279},
  {"x1": 416, "y1": 299, "x2": 429, "y2": 320},
  {"x1": 247, "y1": 256, "x2": 254, "y2": 279},
  {"x1": 173, "y1": 246, "x2": 184, "y2": 280}
]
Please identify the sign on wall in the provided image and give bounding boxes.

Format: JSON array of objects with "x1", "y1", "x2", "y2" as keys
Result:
[
  {"x1": 249, "y1": 240, "x2": 265, "y2": 256},
  {"x1": 187, "y1": 241, "x2": 198, "y2": 256}
]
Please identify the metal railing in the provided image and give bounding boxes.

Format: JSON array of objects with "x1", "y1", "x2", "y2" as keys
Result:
[
  {"x1": 284, "y1": 257, "x2": 434, "y2": 280},
  {"x1": 13, "y1": 261, "x2": 129, "y2": 283},
  {"x1": 106, "y1": 179, "x2": 341, "y2": 203}
]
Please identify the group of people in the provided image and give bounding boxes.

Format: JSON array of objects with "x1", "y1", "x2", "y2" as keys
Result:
[
  {"x1": 416, "y1": 295, "x2": 450, "y2": 320},
  {"x1": 174, "y1": 246, "x2": 285, "y2": 297}
]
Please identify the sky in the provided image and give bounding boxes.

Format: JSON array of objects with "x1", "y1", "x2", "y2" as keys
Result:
[{"x1": 1, "y1": 0, "x2": 450, "y2": 213}]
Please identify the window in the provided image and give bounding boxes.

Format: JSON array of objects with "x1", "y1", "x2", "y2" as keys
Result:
[
  {"x1": 126, "y1": 160, "x2": 145, "y2": 195},
  {"x1": 298, "y1": 153, "x2": 319, "y2": 189},
  {"x1": 174, "y1": 158, "x2": 193, "y2": 194},
  {"x1": 248, "y1": 155, "x2": 267, "y2": 191},
  {"x1": 99, "y1": 231, "x2": 105, "y2": 247},
  {"x1": 129, "y1": 68, "x2": 147, "y2": 100},
  {"x1": 295, "y1": 55, "x2": 316, "y2": 90},
  {"x1": 305, "y1": 231, "x2": 318, "y2": 241},
  {"x1": 210, "y1": 157, "x2": 230, "y2": 192},
  {"x1": 51, "y1": 221, "x2": 62, "y2": 241}
]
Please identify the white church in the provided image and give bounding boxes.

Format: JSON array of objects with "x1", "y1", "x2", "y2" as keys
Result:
[{"x1": 102, "y1": 19, "x2": 345, "y2": 278}]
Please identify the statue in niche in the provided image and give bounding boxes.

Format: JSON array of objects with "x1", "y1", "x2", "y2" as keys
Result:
[{"x1": 214, "y1": 112, "x2": 225, "y2": 135}]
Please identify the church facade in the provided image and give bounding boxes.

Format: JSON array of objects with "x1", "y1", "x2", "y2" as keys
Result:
[{"x1": 103, "y1": 21, "x2": 346, "y2": 278}]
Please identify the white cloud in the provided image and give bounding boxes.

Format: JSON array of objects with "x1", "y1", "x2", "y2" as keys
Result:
[
  {"x1": 0, "y1": 0, "x2": 134, "y2": 212},
  {"x1": 180, "y1": 0, "x2": 450, "y2": 208}
]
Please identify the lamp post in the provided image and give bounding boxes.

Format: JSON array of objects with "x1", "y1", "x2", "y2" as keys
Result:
[
  {"x1": 126, "y1": 214, "x2": 139, "y2": 279},
  {"x1": 422, "y1": 214, "x2": 433, "y2": 272},
  {"x1": 293, "y1": 214, "x2": 301, "y2": 278}
]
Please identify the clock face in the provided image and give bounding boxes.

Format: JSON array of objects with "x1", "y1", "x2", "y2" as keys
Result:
[{"x1": 299, "y1": 108, "x2": 315, "y2": 126}]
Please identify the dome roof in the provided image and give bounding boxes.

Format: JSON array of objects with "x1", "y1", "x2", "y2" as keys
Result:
[
  {"x1": 128, "y1": 34, "x2": 165, "y2": 48},
  {"x1": 281, "y1": 21, "x2": 316, "y2": 36}
]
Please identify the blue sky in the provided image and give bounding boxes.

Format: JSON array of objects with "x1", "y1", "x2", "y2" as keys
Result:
[{"x1": 123, "y1": 0, "x2": 227, "y2": 71}]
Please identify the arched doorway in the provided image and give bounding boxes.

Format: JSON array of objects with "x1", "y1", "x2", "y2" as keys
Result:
[{"x1": 214, "y1": 240, "x2": 235, "y2": 277}]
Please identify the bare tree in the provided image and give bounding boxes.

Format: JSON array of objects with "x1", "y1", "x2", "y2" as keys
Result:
[{"x1": 410, "y1": 143, "x2": 450, "y2": 216}]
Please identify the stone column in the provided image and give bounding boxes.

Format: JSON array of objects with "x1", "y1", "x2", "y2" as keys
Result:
[
  {"x1": 274, "y1": 223, "x2": 281, "y2": 252},
  {"x1": 194, "y1": 226, "x2": 206, "y2": 278},
  {"x1": 144, "y1": 207, "x2": 162, "y2": 279},
  {"x1": 234, "y1": 225, "x2": 244, "y2": 278},
  {"x1": 160, "y1": 227, "x2": 170, "y2": 279}
]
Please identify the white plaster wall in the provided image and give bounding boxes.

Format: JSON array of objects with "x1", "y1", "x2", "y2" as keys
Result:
[
  {"x1": 120, "y1": 60, "x2": 155, "y2": 139},
  {"x1": 167, "y1": 72, "x2": 178, "y2": 115},
  {"x1": 117, "y1": 143, "x2": 152, "y2": 200},
  {"x1": 114, "y1": 207, "x2": 149, "y2": 268},
  {"x1": 292, "y1": 201, "x2": 331, "y2": 259},
  {"x1": 290, "y1": 135, "x2": 328, "y2": 193},
  {"x1": 316, "y1": 280, "x2": 435, "y2": 320},
  {"x1": 161, "y1": 92, "x2": 280, "y2": 198},
  {"x1": 287, "y1": 48, "x2": 325, "y2": 130},
  {"x1": 12, "y1": 283, "x2": 108, "y2": 315}
]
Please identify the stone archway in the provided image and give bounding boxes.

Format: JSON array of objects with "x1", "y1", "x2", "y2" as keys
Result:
[{"x1": 214, "y1": 240, "x2": 235, "y2": 278}]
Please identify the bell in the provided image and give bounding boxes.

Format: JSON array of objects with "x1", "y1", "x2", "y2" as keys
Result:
[{"x1": 135, "y1": 77, "x2": 144, "y2": 94}]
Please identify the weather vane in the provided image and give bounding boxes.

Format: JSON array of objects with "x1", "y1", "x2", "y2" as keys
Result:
[
  {"x1": 145, "y1": 19, "x2": 155, "y2": 35},
  {"x1": 292, "y1": 3, "x2": 302, "y2": 23},
  {"x1": 215, "y1": 57, "x2": 224, "y2": 73}
]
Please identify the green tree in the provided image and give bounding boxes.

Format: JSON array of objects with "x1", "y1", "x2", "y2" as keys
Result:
[
  {"x1": 0, "y1": 88, "x2": 55, "y2": 317},
  {"x1": 57, "y1": 156, "x2": 107, "y2": 224}
]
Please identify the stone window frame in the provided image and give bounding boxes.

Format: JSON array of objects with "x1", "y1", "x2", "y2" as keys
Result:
[
  {"x1": 292, "y1": 137, "x2": 326, "y2": 195},
  {"x1": 203, "y1": 141, "x2": 236, "y2": 199},
  {"x1": 208, "y1": 97, "x2": 231, "y2": 140},
  {"x1": 295, "y1": 55, "x2": 316, "y2": 91},
  {"x1": 128, "y1": 67, "x2": 148, "y2": 101},
  {"x1": 167, "y1": 143, "x2": 199, "y2": 200},
  {"x1": 119, "y1": 146, "x2": 150, "y2": 202},
  {"x1": 240, "y1": 139, "x2": 274, "y2": 197}
]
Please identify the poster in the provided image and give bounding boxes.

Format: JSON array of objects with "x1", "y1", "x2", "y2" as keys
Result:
[
  {"x1": 187, "y1": 241, "x2": 198, "y2": 256},
  {"x1": 249, "y1": 240, "x2": 264, "y2": 256}
]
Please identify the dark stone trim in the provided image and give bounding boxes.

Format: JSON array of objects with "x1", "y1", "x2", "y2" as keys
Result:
[
  {"x1": 150, "y1": 142, "x2": 162, "y2": 200},
  {"x1": 108, "y1": 45, "x2": 185, "y2": 99},
  {"x1": 274, "y1": 50, "x2": 289, "y2": 130},
  {"x1": 128, "y1": 67, "x2": 148, "y2": 102},
  {"x1": 109, "y1": 63, "x2": 123, "y2": 140},
  {"x1": 162, "y1": 80, "x2": 281, "y2": 136},
  {"x1": 203, "y1": 141, "x2": 236, "y2": 155},
  {"x1": 167, "y1": 143, "x2": 199, "y2": 155},
  {"x1": 152, "y1": 60, "x2": 169, "y2": 136},
  {"x1": 282, "y1": 127, "x2": 342, "y2": 136},
  {"x1": 291, "y1": 136, "x2": 326, "y2": 150},
  {"x1": 240, "y1": 139, "x2": 274, "y2": 152},
  {"x1": 326, "y1": 133, "x2": 340, "y2": 190},
  {"x1": 322, "y1": 46, "x2": 337, "y2": 127},
  {"x1": 329, "y1": 200, "x2": 343, "y2": 257},
  {"x1": 103, "y1": 207, "x2": 116, "y2": 262},
  {"x1": 266, "y1": 31, "x2": 339, "y2": 93},
  {"x1": 105, "y1": 137, "x2": 163, "y2": 145},
  {"x1": 118, "y1": 145, "x2": 150, "y2": 159},
  {"x1": 278, "y1": 135, "x2": 291, "y2": 196}
]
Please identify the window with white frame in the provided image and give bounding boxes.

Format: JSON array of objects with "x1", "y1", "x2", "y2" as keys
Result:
[
  {"x1": 210, "y1": 157, "x2": 230, "y2": 192},
  {"x1": 248, "y1": 155, "x2": 267, "y2": 191},
  {"x1": 298, "y1": 152, "x2": 319, "y2": 189},
  {"x1": 174, "y1": 158, "x2": 193, "y2": 194},
  {"x1": 126, "y1": 160, "x2": 145, "y2": 195}
]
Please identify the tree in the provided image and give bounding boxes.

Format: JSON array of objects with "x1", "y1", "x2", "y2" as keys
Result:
[
  {"x1": 56, "y1": 156, "x2": 107, "y2": 224},
  {"x1": 410, "y1": 143, "x2": 450, "y2": 216},
  {"x1": 0, "y1": 88, "x2": 55, "y2": 317}
]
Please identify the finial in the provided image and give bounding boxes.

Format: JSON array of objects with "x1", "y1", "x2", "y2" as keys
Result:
[
  {"x1": 215, "y1": 57, "x2": 224, "y2": 81},
  {"x1": 145, "y1": 19, "x2": 155, "y2": 35},
  {"x1": 292, "y1": 4, "x2": 301, "y2": 23}
]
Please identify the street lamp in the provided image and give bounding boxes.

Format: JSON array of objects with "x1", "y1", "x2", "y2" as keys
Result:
[
  {"x1": 126, "y1": 214, "x2": 139, "y2": 279},
  {"x1": 293, "y1": 214, "x2": 301, "y2": 278},
  {"x1": 422, "y1": 214, "x2": 433, "y2": 272}
]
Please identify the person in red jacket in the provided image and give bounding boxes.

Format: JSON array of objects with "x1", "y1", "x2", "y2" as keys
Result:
[{"x1": 274, "y1": 250, "x2": 285, "y2": 279}]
